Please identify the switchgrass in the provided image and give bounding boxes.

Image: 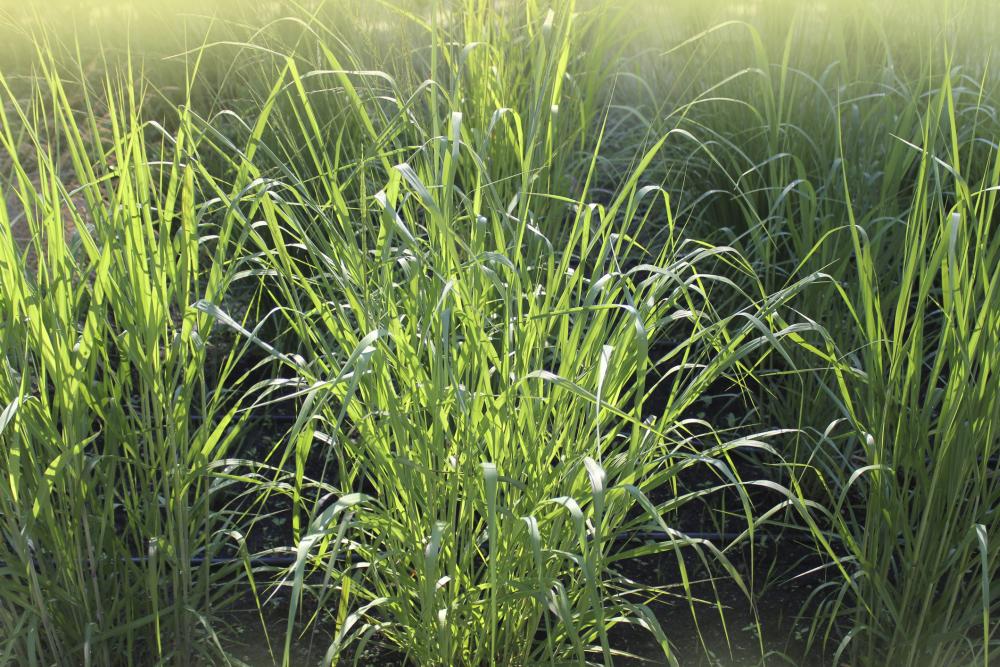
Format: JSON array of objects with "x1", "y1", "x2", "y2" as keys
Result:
[
  {"x1": 804, "y1": 71, "x2": 1000, "y2": 666},
  {"x1": 621, "y1": 3, "x2": 1000, "y2": 663},
  {"x1": 230, "y1": 139, "x2": 817, "y2": 664},
  {"x1": 192, "y1": 5, "x2": 830, "y2": 663},
  {"x1": 0, "y1": 58, "x2": 261, "y2": 665}
]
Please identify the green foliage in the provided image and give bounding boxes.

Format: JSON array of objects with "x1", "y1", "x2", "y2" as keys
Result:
[
  {"x1": 1, "y1": 1, "x2": 999, "y2": 666},
  {"x1": 0, "y1": 59, "x2": 258, "y2": 665}
]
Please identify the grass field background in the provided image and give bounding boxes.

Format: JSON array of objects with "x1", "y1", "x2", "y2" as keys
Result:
[{"x1": 1, "y1": 1, "x2": 998, "y2": 665}]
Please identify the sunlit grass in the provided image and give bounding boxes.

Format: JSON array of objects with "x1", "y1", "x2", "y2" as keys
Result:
[{"x1": 1, "y1": 1, "x2": 998, "y2": 665}]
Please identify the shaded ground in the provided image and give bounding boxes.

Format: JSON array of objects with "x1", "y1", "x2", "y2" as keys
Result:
[{"x1": 611, "y1": 536, "x2": 831, "y2": 666}]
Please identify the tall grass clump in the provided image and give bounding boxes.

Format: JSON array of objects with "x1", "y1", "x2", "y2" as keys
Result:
[
  {"x1": 613, "y1": 5, "x2": 1000, "y2": 663},
  {"x1": 183, "y1": 4, "x2": 841, "y2": 664},
  {"x1": 221, "y1": 113, "x2": 828, "y2": 666},
  {"x1": 0, "y1": 58, "x2": 257, "y2": 665},
  {"x1": 800, "y1": 71, "x2": 1000, "y2": 666}
]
